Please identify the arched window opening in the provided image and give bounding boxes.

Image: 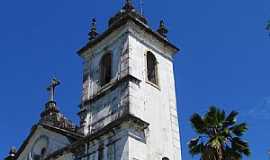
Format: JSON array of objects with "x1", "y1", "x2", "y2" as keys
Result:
[
  {"x1": 162, "y1": 157, "x2": 169, "y2": 160},
  {"x1": 100, "y1": 54, "x2": 112, "y2": 86},
  {"x1": 146, "y1": 52, "x2": 158, "y2": 85}
]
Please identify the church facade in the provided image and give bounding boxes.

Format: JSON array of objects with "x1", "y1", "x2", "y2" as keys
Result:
[{"x1": 5, "y1": 1, "x2": 182, "y2": 160}]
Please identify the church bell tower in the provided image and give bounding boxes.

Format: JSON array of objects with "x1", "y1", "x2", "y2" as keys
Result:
[{"x1": 77, "y1": 0, "x2": 182, "y2": 159}]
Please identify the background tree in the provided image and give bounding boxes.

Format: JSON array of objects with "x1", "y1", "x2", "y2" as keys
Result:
[
  {"x1": 267, "y1": 20, "x2": 270, "y2": 35},
  {"x1": 188, "y1": 106, "x2": 250, "y2": 160}
]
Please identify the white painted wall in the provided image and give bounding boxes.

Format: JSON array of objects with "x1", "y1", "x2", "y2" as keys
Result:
[
  {"x1": 127, "y1": 29, "x2": 181, "y2": 160},
  {"x1": 17, "y1": 125, "x2": 72, "y2": 160}
]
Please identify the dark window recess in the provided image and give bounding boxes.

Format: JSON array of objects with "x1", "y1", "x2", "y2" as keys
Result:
[
  {"x1": 98, "y1": 146, "x2": 104, "y2": 160},
  {"x1": 147, "y1": 52, "x2": 158, "y2": 85},
  {"x1": 100, "y1": 54, "x2": 112, "y2": 86},
  {"x1": 162, "y1": 157, "x2": 169, "y2": 160},
  {"x1": 41, "y1": 148, "x2": 47, "y2": 157},
  {"x1": 33, "y1": 155, "x2": 41, "y2": 160}
]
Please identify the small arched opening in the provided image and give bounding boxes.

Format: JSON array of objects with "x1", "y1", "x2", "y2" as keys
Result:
[
  {"x1": 146, "y1": 51, "x2": 158, "y2": 85},
  {"x1": 100, "y1": 53, "x2": 112, "y2": 86}
]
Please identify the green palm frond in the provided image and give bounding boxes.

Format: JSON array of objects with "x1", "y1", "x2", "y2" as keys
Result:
[
  {"x1": 188, "y1": 137, "x2": 204, "y2": 156},
  {"x1": 224, "y1": 111, "x2": 238, "y2": 127},
  {"x1": 224, "y1": 147, "x2": 242, "y2": 160},
  {"x1": 217, "y1": 110, "x2": 226, "y2": 124},
  {"x1": 191, "y1": 113, "x2": 206, "y2": 134},
  {"x1": 231, "y1": 123, "x2": 248, "y2": 136},
  {"x1": 188, "y1": 106, "x2": 250, "y2": 160},
  {"x1": 205, "y1": 106, "x2": 220, "y2": 126},
  {"x1": 232, "y1": 137, "x2": 251, "y2": 156}
]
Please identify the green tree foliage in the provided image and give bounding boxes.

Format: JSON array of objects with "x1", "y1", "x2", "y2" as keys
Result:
[
  {"x1": 267, "y1": 20, "x2": 270, "y2": 34},
  {"x1": 188, "y1": 106, "x2": 250, "y2": 160}
]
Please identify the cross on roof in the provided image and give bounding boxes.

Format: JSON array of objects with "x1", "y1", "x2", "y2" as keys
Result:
[
  {"x1": 126, "y1": 0, "x2": 132, "y2": 4},
  {"x1": 47, "y1": 78, "x2": 61, "y2": 102}
]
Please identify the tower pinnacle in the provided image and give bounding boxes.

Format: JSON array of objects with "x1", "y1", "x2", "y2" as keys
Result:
[
  {"x1": 88, "y1": 18, "x2": 98, "y2": 40},
  {"x1": 157, "y1": 20, "x2": 169, "y2": 38},
  {"x1": 108, "y1": 0, "x2": 147, "y2": 27},
  {"x1": 122, "y1": 0, "x2": 135, "y2": 12},
  {"x1": 4, "y1": 147, "x2": 16, "y2": 160}
]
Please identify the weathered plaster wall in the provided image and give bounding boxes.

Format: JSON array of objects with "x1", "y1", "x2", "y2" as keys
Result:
[
  {"x1": 87, "y1": 82, "x2": 129, "y2": 134},
  {"x1": 127, "y1": 26, "x2": 181, "y2": 160},
  {"x1": 81, "y1": 25, "x2": 129, "y2": 102},
  {"x1": 79, "y1": 25, "x2": 130, "y2": 135}
]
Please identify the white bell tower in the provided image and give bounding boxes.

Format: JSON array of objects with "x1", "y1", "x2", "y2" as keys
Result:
[{"x1": 77, "y1": 1, "x2": 182, "y2": 159}]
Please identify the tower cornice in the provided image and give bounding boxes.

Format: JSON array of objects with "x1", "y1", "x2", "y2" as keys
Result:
[
  {"x1": 78, "y1": 74, "x2": 141, "y2": 111},
  {"x1": 77, "y1": 13, "x2": 179, "y2": 56}
]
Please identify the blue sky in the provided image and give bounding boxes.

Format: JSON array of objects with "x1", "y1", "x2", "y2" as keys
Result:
[{"x1": 0, "y1": 0, "x2": 270, "y2": 159}]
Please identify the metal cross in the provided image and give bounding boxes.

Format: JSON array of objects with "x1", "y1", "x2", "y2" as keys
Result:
[
  {"x1": 139, "y1": 0, "x2": 144, "y2": 16},
  {"x1": 47, "y1": 78, "x2": 61, "y2": 102},
  {"x1": 126, "y1": 0, "x2": 132, "y2": 4}
]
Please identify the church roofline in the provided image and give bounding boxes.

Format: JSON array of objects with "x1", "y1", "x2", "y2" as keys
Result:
[
  {"x1": 14, "y1": 123, "x2": 84, "y2": 160},
  {"x1": 41, "y1": 123, "x2": 84, "y2": 139},
  {"x1": 44, "y1": 114, "x2": 149, "y2": 160},
  {"x1": 77, "y1": 13, "x2": 180, "y2": 56}
]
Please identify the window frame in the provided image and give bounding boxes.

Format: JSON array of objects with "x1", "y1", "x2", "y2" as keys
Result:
[
  {"x1": 98, "y1": 146, "x2": 104, "y2": 160},
  {"x1": 107, "y1": 142, "x2": 116, "y2": 160},
  {"x1": 99, "y1": 53, "x2": 113, "y2": 87},
  {"x1": 145, "y1": 51, "x2": 160, "y2": 89}
]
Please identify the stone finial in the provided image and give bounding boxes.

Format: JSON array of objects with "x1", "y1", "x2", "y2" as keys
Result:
[
  {"x1": 9, "y1": 147, "x2": 17, "y2": 156},
  {"x1": 122, "y1": 0, "x2": 135, "y2": 12},
  {"x1": 125, "y1": 0, "x2": 133, "y2": 7},
  {"x1": 157, "y1": 20, "x2": 169, "y2": 38},
  {"x1": 88, "y1": 18, "x2": 98, "y2": 40},
  {"x1": 5, "y1": 147, "x2": 16, "y2": 160}
]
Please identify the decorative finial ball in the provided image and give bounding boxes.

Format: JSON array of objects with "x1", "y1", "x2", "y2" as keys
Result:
[{"x1": 9, "y1": 147, "x2": 17, "y2": 156}]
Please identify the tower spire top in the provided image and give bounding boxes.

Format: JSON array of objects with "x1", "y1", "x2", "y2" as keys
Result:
[
  {"x1": 108, "y1": 0, "x2": 147, "y2": 27},
  {"x1": 123, "y1": 0, "x2": 135, "y2": 12}
]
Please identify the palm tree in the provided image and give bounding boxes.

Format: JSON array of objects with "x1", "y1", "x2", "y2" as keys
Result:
[{"x1": 188, "y1": 106, "x2": 250, "y2": 160}]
